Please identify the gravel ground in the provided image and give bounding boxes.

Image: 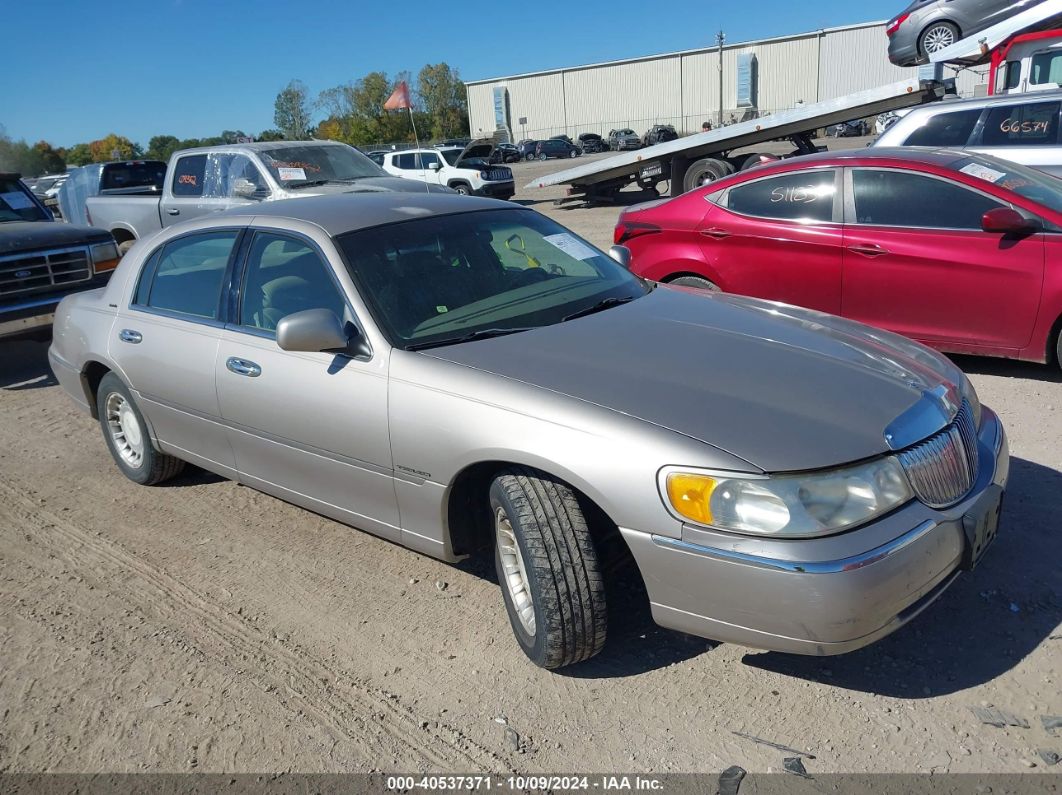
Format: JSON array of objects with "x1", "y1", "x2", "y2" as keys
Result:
[{"x1": 1, "y1": 136, "x2": 1060, "y2": 775}]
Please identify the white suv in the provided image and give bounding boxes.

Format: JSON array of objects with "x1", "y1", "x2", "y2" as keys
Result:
[{"x1": 380, "y1": 140, "x2": 515, "y2": 200}]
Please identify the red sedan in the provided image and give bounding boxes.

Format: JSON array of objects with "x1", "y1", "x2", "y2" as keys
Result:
[{"x1": 616, "y1": 148, "x2": 1062, "y2": 370}]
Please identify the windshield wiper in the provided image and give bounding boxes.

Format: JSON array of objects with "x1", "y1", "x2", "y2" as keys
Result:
[
  {"x1": 406, "y1": 327, "x2": 533, "y2": 351},
  {"x1": 285, "y1": 178, "x2": 363, "y2": 189},
  {"x1": 561, "y1": 296, "x2": 636, "y2": 323}
]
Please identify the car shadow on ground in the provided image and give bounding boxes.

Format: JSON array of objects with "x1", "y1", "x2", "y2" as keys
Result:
[
  {"x1": 742, "y1": 456, "x2": 1062, "y2": 698},
  {"x1": 950, "y1": 354, "x2": 1062, "y2": 383},
  {"x1": 0, "y1": 339, "x2": 57, "y2": 391}
]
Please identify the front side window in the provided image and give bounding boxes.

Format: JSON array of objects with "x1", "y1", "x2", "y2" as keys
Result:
[
  {"x1": 851, "y1": 169, "x2": 1004, "y2": 230},
  {"x1": 420, "y1": 152, "x2": 441, "y2": 168},
  {"x1": 1005, "y1": 61, "x2": 1022, "y2": 91},
  {"x1": 202, "y1": 154, "x2": 269, "y2": 199},
  {"x1": 726, "y1": 170, "x2": 836, "y2": 223},
  {"x1": 171, "y1": 155, "x2": 207, "y2": 197},
  {"x1": 981, "y1": 101, "x2": 1060, "y2": 147},
  {"x1": 902, "y1": 109, "x2": 981, "y2": 147},
  {"x1": 239, "y1": 233, "x2": 347, "y2": 333},
  {"x1": 1030, "y1": 51, "x2": 1062, "y2": 86},
  {"x1": 335, "y1": 208, "x2": 647, "y2": 349},
  {"x1": 138, "y1": 231, "x2": 238, "y2": 319}
]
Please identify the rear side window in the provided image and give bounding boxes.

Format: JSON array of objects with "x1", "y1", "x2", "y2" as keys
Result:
[
  {"x1": 171, "y1": 155, "x2": 207, "y2": 197},
  {"x1": 851, "y1": 170, "x2": 1004, "y2": 230},
  {"x1": 100, "y1": 162, "x2": 166, "y2": 191},
  {"x1": 137, "y1": 231, "x2": 238, "y2": 320},
  {"x1": 980, "y1": 101, "x2": 1061, "y2": 147},
  {"x1": 902, "y1": 109, "x2": 981, "y2": 147},
  {"x1": 726, "y1": 170, "x2": 836, "y2": 223}
]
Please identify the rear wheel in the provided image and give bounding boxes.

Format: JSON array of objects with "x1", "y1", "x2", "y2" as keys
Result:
[
  {"x1": 682, "y1": 158, "x2": 730, "y2": 193},
  {"x1": 490, "y1": 467, "x2": 607, "y2": 669},
  {"x1": 96, "y1": 373, "x2": 184, "y2": 485},
  {"x1": 919, "y1": 21, "x2": 959, "y2": 56},
  {"x1": 668, "y1": 275, "x2": 720, "y2": 291},
  {"x1": 538, "y1": 153, "x2": 547, "y2": 161},
  {"x1": 1056, "y1": 329, "x2": 1062, "y2": 373}
]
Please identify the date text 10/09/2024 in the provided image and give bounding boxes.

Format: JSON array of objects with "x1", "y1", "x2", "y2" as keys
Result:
[{"x1": 385, "y1": 776, "x2": 665, "y2": 791}]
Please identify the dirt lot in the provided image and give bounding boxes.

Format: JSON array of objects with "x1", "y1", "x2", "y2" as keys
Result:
[{"x1": 1, "y1": 140, "x2": 1061, "y2": 775}]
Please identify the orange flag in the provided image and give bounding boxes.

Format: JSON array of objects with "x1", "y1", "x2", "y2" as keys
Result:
[{"x1": 384, "y1": 81, "x2": 412, "y2": 111}]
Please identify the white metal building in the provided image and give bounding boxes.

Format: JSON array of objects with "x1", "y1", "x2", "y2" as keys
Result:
[{"x1": 466, "y1": 21, "x2": 986, "y2": 142}]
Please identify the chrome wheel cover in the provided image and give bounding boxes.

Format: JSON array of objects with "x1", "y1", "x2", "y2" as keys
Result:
[
  {"x1": 923, "y1": 25, "x2": 955, "y2": 52},
  {"x1": 496, "y1": 506, "x2": 536, "y2": 636},
  {"x1": 105, "y1": 392, "x2": 144, "y2": 468}
]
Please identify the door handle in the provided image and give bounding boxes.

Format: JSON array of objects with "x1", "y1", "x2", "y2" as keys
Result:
[
  {"x1": 118, "y1": 329, "x2": 142, "y2": 344},
  {"x1": 226, "y1": 357, "x2": 261, "y2": 378},
  {"x1": 847, "y1": 244, "x2": 889, "y2": 257},
  {"x1": 166, "y1": 208, "x2": 180, "y2": 216},
  {"x1": 700, "y1": 227, "x2": 730, "y2": 239}
]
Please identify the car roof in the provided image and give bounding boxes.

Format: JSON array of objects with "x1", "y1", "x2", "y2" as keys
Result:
[
  {"x1": 899, "y1": 88, "x2": 1062, "y2": 116},
  {"x1": 237, "y1": 192, "x2": 517, "y2": 236},
  {"x1": 175, "y1": 140, "x2": 353, "y2": 156},
  {"x1": 760, "y1": 147, "x2": 976, "y2": 169}
]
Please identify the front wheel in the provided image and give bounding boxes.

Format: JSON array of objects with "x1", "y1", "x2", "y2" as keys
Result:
[
  {"x1": 490, "y1": 468, "x2": 607, "y2": 669},
  {"x1": 451, "y1": 182, "x2": 471, "y2": 195},
  {"x1": 524, "y1": 153, "x2": 535, "y2": 162},
  {"x1": 97, "y1": 372, "x2": 184, "y2": 485},
  {"x1": 569, "y1": 149, "x2": 577, "y2": 158},
  {"x1": 669, "y1": 275, "x2": 720, "y2": 291}
]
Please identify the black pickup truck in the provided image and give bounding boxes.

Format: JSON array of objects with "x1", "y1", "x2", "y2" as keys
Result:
[{"x1": 1, "y1": 172, "x2": 119, "y2": 341}]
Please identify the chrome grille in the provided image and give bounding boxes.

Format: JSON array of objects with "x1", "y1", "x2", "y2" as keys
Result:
[
  {"x1": 0, "y1": 246, "x2": 92, "y2": 298},
  {"x1": 897, "y1": 400, "x2": 979, "y2": 509}
]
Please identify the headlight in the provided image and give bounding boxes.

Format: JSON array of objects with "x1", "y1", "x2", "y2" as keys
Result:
[
  {"x1": 663, "y1": 458, "x2": 913, "y2": 538},
  {"x1": 90, "y1": 241, "x2": 119, "y2": 273},
  {"x1": 958, "y1": 372, "x2": 982, "y2": 428}
]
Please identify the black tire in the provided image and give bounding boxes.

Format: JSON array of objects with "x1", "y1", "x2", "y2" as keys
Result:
[
  {"x1": 1056, "y1": 329, "x2": 1062, "y2": 372},
  {"x1": 490, "y1": 467, "x2": 607, "y2": 669},
  {"x1": 669, "y1": 275, "x2": 720, "y2": 291},
  {"x1": 524, "y1": 153, "x2": 535, "y2": 162},
  {"x1": 919, "y1": 21, "x2": 960, "y2": 56},
  {"x1": 450, "y1": 182, "x2": 471, "y2": 196},
  {"x1": 682, "y1": 158, "x2": 730, "y2": 193},
  {"x1": 739, "y1": 152, "x2": 775, "y2": 171},
  {"x1": 569, "y1": 149, "x2": 577, "y2": 158},
  {"x1": 96, "y1": 372, "x2": 184, "y2": 486},
  {"x1": 116, "y1": 239, "x2": 136, "y2": 257},
  {"x1": 538, "y1": 153, "x2": 547, "y2": 161}
]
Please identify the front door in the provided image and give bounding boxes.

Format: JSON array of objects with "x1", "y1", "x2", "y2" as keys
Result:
[
  {"x1": 841, "y1": 167, "x2": 1044, "y2": 352},
  {"x1": 215, "y1": 230, "x2": 399, "y2": 540},
  {"x1": 701, "y1": 168, "x2": 844, "y2": 313},
  {"x1": 113, "y1": 229, "x2": 241, "y2": 473}
]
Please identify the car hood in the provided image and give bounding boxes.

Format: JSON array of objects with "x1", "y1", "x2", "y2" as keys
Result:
[
  {"x1": 423, "y1": 287, "x2": 964, "y2": 472},
  {"x1": 292, "y1": 177, "x2": 454, "y2": 196},
  {"x1": 0, "y1": 221, "x2": 112, "y2": 256}
]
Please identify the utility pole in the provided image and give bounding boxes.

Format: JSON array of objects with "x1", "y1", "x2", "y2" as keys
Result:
[{"x1": 717, "y1": 30, "x2": 725, "y2": 127}]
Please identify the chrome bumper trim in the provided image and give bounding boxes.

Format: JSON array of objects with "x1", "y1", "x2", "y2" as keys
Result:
[{"x1": 651, "y1": 519, "x2": 938, "y2": 574}]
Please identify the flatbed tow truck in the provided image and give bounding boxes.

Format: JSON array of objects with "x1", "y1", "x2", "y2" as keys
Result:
[{"x1": 527, "y1": 77, "x2": 955, "y2": 205}]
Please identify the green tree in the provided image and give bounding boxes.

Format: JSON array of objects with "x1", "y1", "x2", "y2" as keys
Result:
[
  {"x1": 64, "y1": 142, "x2": 93, "y2": 166},
  {"x1": 274, "y1": 80, "x2": 312, "y2": 140},
  {"x1": 33, "y1": 140, "x2": 66, "y2": 174},
  {"x1": 316, "y1": 71, "x2": 418, "y2": 146},
  {"x1": 145, "y1": 135, "x2": 181, "y2": 162},
  {"x1": 257, "y1": 129, "x2": 286, "y2": 141},
  {"x1": 88, "y1": 133, "x2": 142, "y2": 163},
  {"x1": 417, "y1": 63, "x2": 469, "y2": 140}
]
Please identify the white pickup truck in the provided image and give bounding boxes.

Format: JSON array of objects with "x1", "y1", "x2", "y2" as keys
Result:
[{"x1": 83, "y1": 141, "x2": 449, "y2": 253}]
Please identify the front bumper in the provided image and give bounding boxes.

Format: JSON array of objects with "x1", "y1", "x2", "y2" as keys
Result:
[
  {"x1": 615, "y1": 141, "x2": 641, "y2": 150},
  {"x1": 622, "y1": 407, "x2": 1009, "y2": 655},
  {"x1": 474, "y1": 181, "x2": 515, "y2": 200}
]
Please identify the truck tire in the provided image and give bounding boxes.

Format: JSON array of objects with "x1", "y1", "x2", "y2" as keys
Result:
[
  {"x1": 96, "y1": 372, "x2": 184, "y2": 486},
  {"x1": 490, "y1": 467, "x2": 607, "y2": 669},
  {"x1": 683, "y1": 158, "x2": 730, "y2": 193},
  {"x1": 117, "y1": 239, "x2": 136, "y2": 257},
  {"x1": 739, "y1": 152, "x2": 776, "y2": 171},
  {"x1": 668, "y1": 275, "x2": 720, "y2": 291}
]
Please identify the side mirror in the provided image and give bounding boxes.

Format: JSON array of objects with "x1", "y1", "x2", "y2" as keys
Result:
[
  {"x1": 232, "y1": 177, "x2": 263, "y2": 199},
  {"x1": 608, "y1": 244, "x2": 632, "y2": 268},
  {"x1": 428, "y1": 162, "x2": 442, "y2": 171},
  {"x1": 982, "y1": 207, "x2": 1038, "y2": 235},
  {"x1": 276, "y1": 308, "x2": 351, "y2": 353}
]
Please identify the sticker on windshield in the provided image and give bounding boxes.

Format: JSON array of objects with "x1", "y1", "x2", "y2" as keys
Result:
[
  {"x1": 543, "y1": 233, "x2": 597, "y2": 261},
  {"x1": 959, "y1": 163, "x2": 1006, "y2": 184},
  {"x1": 1, "y1": 191, "x2": 34, "y2": 210},
  {"x1": 277, "y1": 167, "x2": 307, "y2": 181}
]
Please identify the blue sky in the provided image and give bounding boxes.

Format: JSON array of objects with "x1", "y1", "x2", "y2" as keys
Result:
[{"x1": 3, "y1": 0, "x2": 904, "y2": 148}]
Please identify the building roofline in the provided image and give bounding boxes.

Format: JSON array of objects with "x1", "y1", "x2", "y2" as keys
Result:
[{"x1": 464, "y1": 20, "x2": 887, "y2": 86}]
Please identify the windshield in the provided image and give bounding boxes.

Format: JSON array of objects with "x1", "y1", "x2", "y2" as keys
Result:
[
  {"x1": 0, "y1": 178, "x2": 49, "y2": 222},
  {"x1": 259, "y1": 144, "x2": 388, "y2": 188},
  {"x1": 336, "y1": 208, "x2": 648, "y2": 350},
  {"x1": 440, "y1": 149, "x2": 462, "y2": 166},
  {"x1": 952, "y1": 154, "x2": 1062, "y2": 214}
]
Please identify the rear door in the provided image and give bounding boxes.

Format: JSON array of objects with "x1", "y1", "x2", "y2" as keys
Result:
[
  {"x1": 841, "y1": 167, "x2": 1044, "y2": 351},
  {"x1": 700, "y1": 168, "x2": 844, "y2": 313},
  {"x1": 970, "y1": 98, "x2": 1062, "y2": 177}
]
